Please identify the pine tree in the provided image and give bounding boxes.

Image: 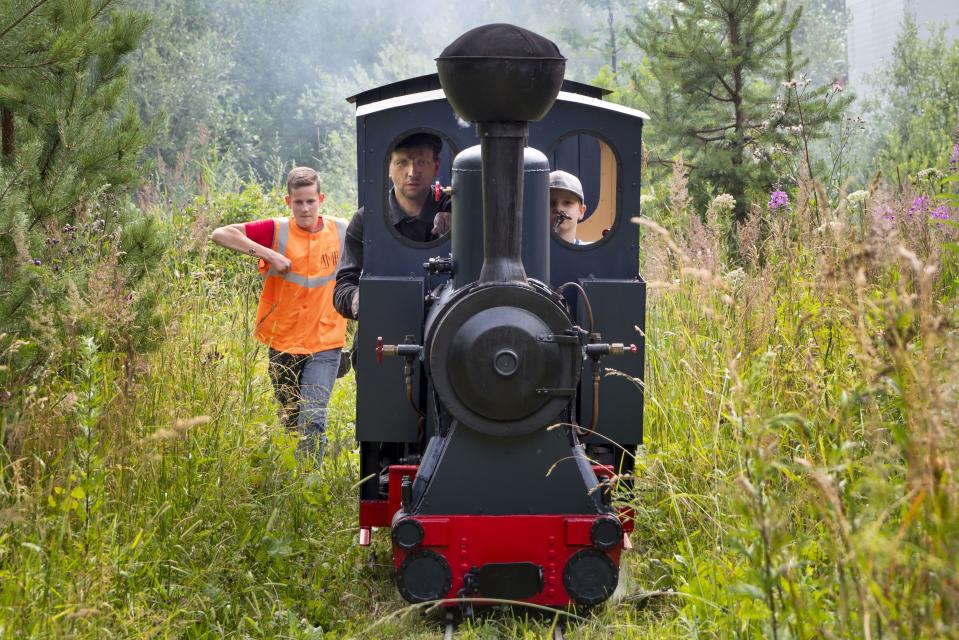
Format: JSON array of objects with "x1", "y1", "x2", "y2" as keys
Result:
[
  {"x1": 626, "y1": 0, "x2": 851, "y2": 222},
  {"x1": 0, "y1": 0, "x2": 161, "y2": 351}
]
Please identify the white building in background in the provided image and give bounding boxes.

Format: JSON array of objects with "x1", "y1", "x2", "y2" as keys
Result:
[{"x1": 847, "y1": 0, "x2": 959, "y2": 94}]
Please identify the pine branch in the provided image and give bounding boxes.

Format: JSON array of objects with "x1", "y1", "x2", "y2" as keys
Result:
[
  {"x1": 0, "y1": 59, "x2": 62, "y2": 70},
  {"x1": 700, "y1": 87, "x2": 735, "y2": 103},
  {"x1": 694, "y1": 123, "x2": 738, "y2": 134},
  {"x1": 0, "y1": 164, "x2": 25, "y2": 202},
  {"x1": 0, "y1": 0, "x2": 51, "y2": 43},
  {"x1": 693, "y1": 133, "x2": 728, "y2": 143}
]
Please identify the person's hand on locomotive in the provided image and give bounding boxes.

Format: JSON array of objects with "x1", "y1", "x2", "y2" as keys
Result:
[{"x1": 432, "y1": 209, "x2": 451, "y2": 237}]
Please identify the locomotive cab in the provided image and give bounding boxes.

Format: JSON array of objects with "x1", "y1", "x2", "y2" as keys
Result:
[{"x1": 346, "y1": 24, "x2": 647, "y2": 608}]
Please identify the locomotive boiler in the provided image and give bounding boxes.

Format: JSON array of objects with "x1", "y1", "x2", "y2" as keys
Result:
[{"x1": 347, "y1": 24, "x2": 648, "y2": 609}]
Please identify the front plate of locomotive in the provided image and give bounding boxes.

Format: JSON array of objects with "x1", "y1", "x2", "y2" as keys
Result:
[{"x1": 427, "y1": 283, "x2": 581, "y2": 437}]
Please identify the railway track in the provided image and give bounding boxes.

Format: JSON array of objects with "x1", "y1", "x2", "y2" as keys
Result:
[{"x1": 441, "y1": 618, "x2": 566, "y2": 639}]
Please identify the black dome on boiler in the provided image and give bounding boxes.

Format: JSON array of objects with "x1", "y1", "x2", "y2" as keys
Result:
[
  {"x1": 439, "y1": 23, "x2": 564, "y2": 59},
  {"x1": 436, "y1": 23, "x2": 566, "y2": 123}
]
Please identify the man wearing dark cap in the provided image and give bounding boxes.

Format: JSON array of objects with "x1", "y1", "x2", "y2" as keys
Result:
[{"x1": 333, "y1": 132, "x2": 451, "y2": 320}]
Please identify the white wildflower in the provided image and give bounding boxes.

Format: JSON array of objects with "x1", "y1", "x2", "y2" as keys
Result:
[
  {"x1": 916, "y1": 168, "x2": 943, "y2": 181},
  {"x1": 847, "y1": 190, "x2": 869, "y2": 205},
  {"x1": 711, "y1": 193, "x2": 736, "y2": 212},
  {"x1": 725, "y1": 267, "x2": 745, "y2": 287}
]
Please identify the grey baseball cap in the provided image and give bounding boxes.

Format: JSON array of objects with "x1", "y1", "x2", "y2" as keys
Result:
[{"x1": 549, "y1": 170, "x2": 585, "y2": 203}]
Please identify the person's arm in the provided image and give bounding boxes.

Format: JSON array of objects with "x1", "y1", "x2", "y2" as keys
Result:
[
  {"x1": 210, "y1": 223, "x2": 292, "y2": 274},
  {"x1": 333, "y1": 210, "x2": 364, "y2": 319}
]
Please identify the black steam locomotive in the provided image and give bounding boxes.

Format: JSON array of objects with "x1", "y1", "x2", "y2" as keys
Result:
[{"x1": 346, "y1": 24, "x2": 647, "y2": 608}]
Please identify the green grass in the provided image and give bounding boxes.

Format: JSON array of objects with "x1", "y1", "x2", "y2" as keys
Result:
[{"x1": 1, "y1": 172, "x2": 957, "y2": 638}]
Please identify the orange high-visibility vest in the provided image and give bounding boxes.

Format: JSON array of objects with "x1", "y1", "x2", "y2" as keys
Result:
[{"x1": 254, "y1": 216, "x2": 348, "y2": 354}]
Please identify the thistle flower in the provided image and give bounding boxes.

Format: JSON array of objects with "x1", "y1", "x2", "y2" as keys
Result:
[
  {"x1": 768, "y1": 190, "x2": 790, "y2": 210},
  {"x1": 909, "y1": 195, "x2": 930, "y2": 217},
  {"x1": 930, "y1": 205, "x2": 950, "y2": 221}
]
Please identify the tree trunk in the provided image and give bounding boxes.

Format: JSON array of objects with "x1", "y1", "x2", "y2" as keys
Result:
[
  {"x1": 1, "y1": 108, "x2": 13, "y2": 164},
  {"x1": 728, "y1": 9, "x2": 748, "y2": 223},
  {"x1": 606, "y1": 0, "x2": 617, "y2": 73}
]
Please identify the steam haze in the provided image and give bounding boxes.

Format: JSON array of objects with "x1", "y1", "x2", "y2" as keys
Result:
[{"x1": 128, "y1": 0, "x2": 632, "y2": 200}]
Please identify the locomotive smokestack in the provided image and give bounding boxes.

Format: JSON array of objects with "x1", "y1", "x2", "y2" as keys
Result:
[{"x1": 436, "y1": 25, "x2": 565, "y2": 283}]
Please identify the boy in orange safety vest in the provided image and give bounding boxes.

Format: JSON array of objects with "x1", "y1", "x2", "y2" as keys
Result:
[{"x1": 211, "y1": 167, "x2": 348, "y2": 462}]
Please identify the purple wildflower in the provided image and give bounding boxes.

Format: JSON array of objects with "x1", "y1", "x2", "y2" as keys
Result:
[
  {"x1": 877, "y1": 204, "x2": 895, "y2": 221},
  {"x1": 768, "y1": 190, "x2": 790, "y2": 210},
  {"x1": 909, "y1": 195, "x2": 929, "y2": 217},
  {"x1": 930, "y1": 205, "x2": 950, "y2": 221},
  {"x1": 951, "y1": 143, "x2": 959, "y2": 173}
]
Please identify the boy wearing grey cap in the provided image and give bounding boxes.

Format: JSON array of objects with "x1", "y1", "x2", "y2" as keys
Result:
[{"x1": 549, "y1": 170, "x2": 588, "y2": 245}]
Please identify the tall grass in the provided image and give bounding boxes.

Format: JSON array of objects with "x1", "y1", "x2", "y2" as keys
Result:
[
  {"x1": 0, "y1": 179, "x2": 388, "y2": 638},
  {"x1": 618, "y1": 163, "x2": 959, "y2": 639},
  {"x1": 0, "y1": 154, "x2": 956, "y2": 637}
]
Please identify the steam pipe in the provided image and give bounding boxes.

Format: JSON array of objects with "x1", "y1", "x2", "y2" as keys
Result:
[
  {"x1": 477, "y1": 121, "x2": 528, "y2": 284},
  {"x1": 435, "y1": 24, "x2": 566, "y2": 283}
]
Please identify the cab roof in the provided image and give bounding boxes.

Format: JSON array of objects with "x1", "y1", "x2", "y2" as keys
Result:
[{"x1": 346, "y1": 72, "x2": 610, "y2": 107}]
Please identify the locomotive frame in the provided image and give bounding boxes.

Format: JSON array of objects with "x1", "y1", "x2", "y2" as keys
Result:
[{"x1": 345, "y1": 40, "x2": 648, "y2": 608}]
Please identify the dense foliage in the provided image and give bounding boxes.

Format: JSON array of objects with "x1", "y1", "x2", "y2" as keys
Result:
[
  {"x1": 0, "y1": 0, "x2": 167, "y2": 404},
  {"x1": 1, "y1": 0, "x2": 959, "y2": 637}
]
